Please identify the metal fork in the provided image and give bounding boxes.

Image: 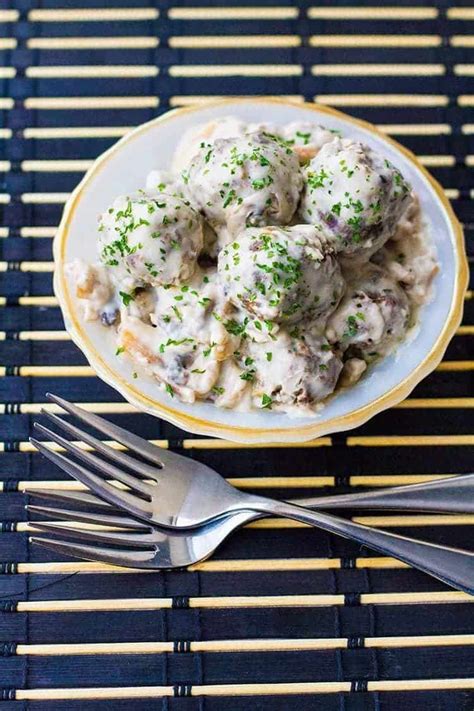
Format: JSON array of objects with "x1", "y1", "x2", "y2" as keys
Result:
[
  {"x1": 28, "y1": 395, "x2": 474, "y2": 593},
  {"x1": 26, "y1": 482, "x2": 474, "y2": 575}
]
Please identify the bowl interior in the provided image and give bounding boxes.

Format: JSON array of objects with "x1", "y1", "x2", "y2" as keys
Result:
[{"x1": 56, "y1": 99, "x2": 462, "y2": 441}]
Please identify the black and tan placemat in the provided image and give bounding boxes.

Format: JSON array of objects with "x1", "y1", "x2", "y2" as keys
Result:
[{"x1": 0, "y1": 2, "x2": 473, "y2": 709}]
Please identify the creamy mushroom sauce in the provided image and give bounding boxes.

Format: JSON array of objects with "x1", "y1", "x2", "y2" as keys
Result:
[{"x1": 69, "y1": 116, "x2": 437, "y2": 416}]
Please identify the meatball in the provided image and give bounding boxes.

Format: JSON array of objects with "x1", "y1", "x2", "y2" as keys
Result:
[
  {"x1": 98, "y1": 191, "x2": 203, "y2": 293},
  {"x1": 185, "y1": 132, "x2": 303, "y2": 247},
  {"x1": 282, "y1": 121, "x2": 335, "y2": 163},
  {"x1": 326, "y1": 265, "x2": 410, "y2": 358},
  {"x1": 218, "y1": 225, "x2": 344, "y2": 325},
  {"x1": 299, "y1": 138, "x2": 412, "y2": 259},
  {"x1": 246, "y1": 330, "x2": 343, "y2": 413}
]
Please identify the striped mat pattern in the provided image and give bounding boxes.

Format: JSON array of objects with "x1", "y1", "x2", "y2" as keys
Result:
[{"x1": 0, "y1": 2, "x2": 473, "y2": 709}]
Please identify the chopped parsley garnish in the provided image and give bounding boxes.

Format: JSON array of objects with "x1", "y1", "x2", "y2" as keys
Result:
[
  {"x1": 224, "y1": 318, "x2": 248, "y2": 336},
  {"x1": 344, "y1": 315, "x2": 359, "y2": 338},
  {"x1": 240, "y1": 369, "x2": 255, "y2": 382},
  {"x1": 261, "y1": 394, "x2": 273, "y2": 409},
  {"x1": 307, "y1": 167, "x2": 329, "y2": 189},
  {"x1": 119, "y1": 290, "x2": 135, "y2": 306},
  {"x1": 115, "y1": 346, "x2": 125, "y2": 356},
  {"x1": 203, "y1": 342, "x2": 217, "y2": 357},
  {"x1": 159, "y1": 337, "x2": 194, "y2": 353},
  {"x1": 296, "y1": 130, "x2": 311, "y2": 144},
  {"x1": 223, "y1": 189, "x2": 236, "y2": 208},
  {"x1": 165, "y1": 384, "x2": 174, "y2": 397},
  {"x1": 172, "y1": 305, "x2": 183, "y2": 321},
  {"x1": 145, "y1": 262, "x2": 158, "y2": 278}
]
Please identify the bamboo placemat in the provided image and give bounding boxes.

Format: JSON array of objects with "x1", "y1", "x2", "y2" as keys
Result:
[{"x1": 0, "y1": 2, "x2": 473, "y2": 709}]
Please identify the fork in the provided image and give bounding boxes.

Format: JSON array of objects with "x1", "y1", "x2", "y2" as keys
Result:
[
  {"x1": 28, "y1": 395, "x2": 474, "y2": 593},
  {"x1": 26, "y1": 483, "x2": 474, "y2": 576}
]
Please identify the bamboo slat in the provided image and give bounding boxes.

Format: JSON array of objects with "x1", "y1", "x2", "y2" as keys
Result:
[
  {"x1": 312, "y1": 64, "x2": 445, "y2": 77},
  {"x1": 21, "y1": 159, "x2": 93, "y2": 172},
  {"x1": 169, "y1": 36, "x2": 302, "y2": 49},
  {"x1": 11, "y1": 558, "x2": 411, "y2": 575},
  {"x1": 247, "y1": 515, "x2": 474, "y2": 529},
  {"x1": 21, "y1": 193, "x2": 69, "y2": 203},
  {"x1": 12, "y1": 678, "x2": 474, "y2": 700},
  {"x1": 450, "y1": 36, "x2": 474, "y2": 48},
  {"x1": 28, "y1": 8, "x2": 159, "y2": 21},
  {"x1": 378, "y1": 123, "x2": 451, "y2": 135},
  {"x1": 20, "y1": 227, "x2": 57, "y2": 236},
  {"x1": 437, "y1": 361, "x2": 474, "y2": 371},
  {"x1": 448, "y1": 8, "x2": 474, "y2": 19},
  {"x1": 14, "y1": 591, "x2": 471, "y2": 614},
  {"x1": 26, "y1": 66, "x2": 159, "y2": 79},
  {"x1": 347, "y1": 435, "x2": 474, "y2": 447},
  {"x1": 0, "y1": 262, "x2": 54, "y2": 272},
  {"x1": 0, "y1": 9, "x2": 18, "y2": 21},
  {"x1": 315, "y1": 95, "x2": 449, "y2": 107},
  {"x1": 310, "y1": 35, "x2": 441, "y2": 48},
  {"x1": 23, "y1": 126, "x2": 132, "y2": 139},
  {"x1": 170, "y1": 65, "x2": 303, "y2": 77},
  {"x1": 27, "y1": 37, "x2": 160, "y2": 50},
  {"x1": 0, "y1": 39, "x2": 17, "y2": 49},
  {"x1": 14, "y1": 634, "x2": 473, "y2": 657},
  {"x1": 24, "y1": 97, "x2": 159, "y2": 110},
  {"x1": 169, "y1": 8, "x2": 299, "y2": 20},
  {"x1": 308, "y1": 7, "x2": 438, "y2": 20}
]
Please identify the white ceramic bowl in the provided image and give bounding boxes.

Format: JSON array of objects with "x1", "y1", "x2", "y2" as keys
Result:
[{"x1": 54, "y1": 98, "x2": 468, "y2": 444}]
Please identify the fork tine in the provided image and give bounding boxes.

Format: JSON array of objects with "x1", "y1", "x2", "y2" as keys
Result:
[
  {"x1": 26, "y1": 489, "x2": 116, "y2": 510},
  {"x1": 30, "y1": 536, "x2": 157, "y2": 569},
  {"x1": 27, "y1": 503, "x2": 148, "y2": 530},
  {"x1": 28, "y1": 521, "x2": 155, "y2": 549},
  {"x1": 39, "y1": 410, "x2": 160, "y2": 480},
  {"x1": 29, "y1": 438, "x2": 153, "y2": 521},
  {"x1": 46, "y1": 394, "x2": 182, "y2": 467},
  {"x1": 33, "y1": 423, "x2": 153, "y2": 497}
]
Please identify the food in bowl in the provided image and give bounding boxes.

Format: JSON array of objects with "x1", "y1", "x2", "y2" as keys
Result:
[{"x1": 68, "y1": 115, "x2": 438, "y2": 417}]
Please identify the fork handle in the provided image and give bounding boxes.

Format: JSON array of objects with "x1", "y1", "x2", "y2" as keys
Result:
[
  {"x1": 252, "y1": 498, "x2": 474, "y2": 595},
  {"x1": 292, "y1": 473, "x2": 474, "y2": 513}
]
